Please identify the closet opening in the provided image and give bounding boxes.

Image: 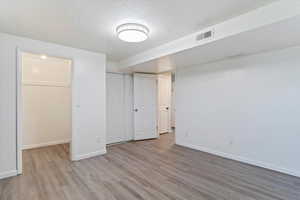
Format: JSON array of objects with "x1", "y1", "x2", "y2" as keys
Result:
[{"x1": 17, "y1": 52, "x2": 73, "y2": 174}]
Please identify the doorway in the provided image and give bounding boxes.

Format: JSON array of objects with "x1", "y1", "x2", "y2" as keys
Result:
[
  {"x1": 133, "y1": 72, "x2": 174, "y2": 141},
  {"x1": 133, "y1": 73, "x2": 158, "y2": 140},
  {"x1": 17, "y1": 52, "x2": 72, "y2": 174},
  {"x1": 158, "y1": 73, "x2": 172, "y2": 134}
]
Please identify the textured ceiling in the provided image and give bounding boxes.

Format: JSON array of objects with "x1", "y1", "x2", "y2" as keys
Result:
[{"x1": 0, "y1": 0, "x2": 276, "y2": 61}]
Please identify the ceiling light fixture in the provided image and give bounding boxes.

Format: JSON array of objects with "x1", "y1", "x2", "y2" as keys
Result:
[
  {"x1": 116, "y1": 23, "x2": 149, "y2": 43},
  {"x1": 40, "y1": 54, "x2": 47, "y2": 59}
]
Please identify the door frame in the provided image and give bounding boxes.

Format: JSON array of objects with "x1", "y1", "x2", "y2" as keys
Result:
[{"x1": 16, "y1": 48, "x2": 74, "y2": 174}]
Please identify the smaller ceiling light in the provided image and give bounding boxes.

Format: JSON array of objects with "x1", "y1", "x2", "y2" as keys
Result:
[
  {"x1": 116, "y1": 23, "x2": 149, "y2": 43},
  {"x1": 40, "y1": 54, "x2": 47, "y2": 59}
]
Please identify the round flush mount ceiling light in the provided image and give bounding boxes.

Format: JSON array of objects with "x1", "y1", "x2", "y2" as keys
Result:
[
  {"x1": 40, "y1": 54, "x2": 47, "y2": 59},
  {"x1": 116, "y1": 23, "x2": 149, "y2": 43}
]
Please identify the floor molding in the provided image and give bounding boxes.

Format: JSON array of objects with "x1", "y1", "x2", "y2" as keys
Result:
[
  {"x1": 0, "y1": 170, "x2": 18, "y2": 180},
  {"x1": 22, "y1": 139, "x2": 71, "y2": 150},
  {"x1": 72, "y1": 149, "x2": 106, "y2": 161},
  {"x1": 176, "y1": 141, "x2": 300, "y2": 178}
]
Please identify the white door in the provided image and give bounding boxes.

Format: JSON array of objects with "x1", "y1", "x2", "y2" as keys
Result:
[
  {"x1": 134, "y1": 73, "x2": 158, "y2": 140},
  {"x1": 171, "y1": 77, "x2": 176, "y2": 128},
  {"x1": 106, "y1": 73, "x2": 125, "y2": 144},
  {"x1": 158, "y1": 74, "x2": 172, "y2": 134}
]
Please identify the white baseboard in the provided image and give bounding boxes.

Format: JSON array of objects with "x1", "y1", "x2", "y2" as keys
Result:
[
  {"x1": 0, "y1": 170, "x2": 18, "y2": 180},
  {"x1": 176, "y1": 141, "x2": 300, "y2": 178},
  {"x1": 22, "y1": 139, "x2": 71, "y2": 150},
  {"x1": 72, "y1": 149, "x2": 106, "y2": 161}
]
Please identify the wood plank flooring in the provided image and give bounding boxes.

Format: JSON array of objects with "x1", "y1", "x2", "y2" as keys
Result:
[{"x1": 1, "y1": 133, "x2": 300, "y2": 200}]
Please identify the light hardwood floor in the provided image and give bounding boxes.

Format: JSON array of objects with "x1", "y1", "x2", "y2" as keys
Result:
[{"x1": 1, "y1": 133, "x2": 300, "y2": 200}]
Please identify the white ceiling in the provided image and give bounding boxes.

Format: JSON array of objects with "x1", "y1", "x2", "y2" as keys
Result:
[{"x1": 0, "y1": 0, "x2": 275, "y2": 61}]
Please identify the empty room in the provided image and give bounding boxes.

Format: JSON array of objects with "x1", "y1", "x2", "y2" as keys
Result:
[{"x1": 1, "y1": 1, "x2": 300, "y2": 200}]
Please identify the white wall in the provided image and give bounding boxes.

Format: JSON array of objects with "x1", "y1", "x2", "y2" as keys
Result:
[
  {"x1": 106, "y1": 60, "x2": 124, "y2": 73},
  {"x1": 0, "y1": 32, "x2": 106, "y2": 179},
  {"x1": 106, "y1": 73, "x2": 133, "y2": 144},
  {"x1": 22, "y1": 53, "x2": 71, "y2": 149},
  {"x1": 175, "y1": 46, "x2": 300, "y2": 177}
]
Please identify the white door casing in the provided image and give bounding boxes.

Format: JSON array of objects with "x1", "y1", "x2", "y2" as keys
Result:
[
  {"x1": 133, "y1": 73, "x2": 158, "y2": 140},
  {"x1": 158, "y1": 74, "x2": 172, "y2": 134}
]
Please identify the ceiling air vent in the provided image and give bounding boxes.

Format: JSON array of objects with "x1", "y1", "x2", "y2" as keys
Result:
[{"x1": 196, "y1": 30, "x2": 213, "y2": 41}]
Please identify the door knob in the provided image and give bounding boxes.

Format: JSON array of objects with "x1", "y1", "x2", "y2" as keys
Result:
[
  {"x1": 166, "y1": 107, "x2": 169, "y2": 110},
  {"x1": 134, "y1": 109, "x2": 138, "y2": 112}
]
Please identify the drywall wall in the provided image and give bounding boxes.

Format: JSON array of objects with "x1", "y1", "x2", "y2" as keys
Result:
[
  {"x1": 175, "y1": 46, "x2": 300, "y2": 177},
  {"x1": 22, "y1": 53, "x2": 71, "y2": 149},
  {"x1": 106, "y1": 60, "x2": 124, "y2": 73},
  {"x1": 0, "y1": 32, "x2": 106, "y2": 179},
  {"x1": 106, "y1": 73, "x2": 133, "y2": 144}
]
